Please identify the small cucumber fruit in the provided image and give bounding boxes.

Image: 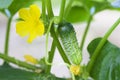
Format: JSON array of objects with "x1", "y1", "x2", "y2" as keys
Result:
[{"x1": 58, "y1": 22, "x2": 82, "y2": 65}]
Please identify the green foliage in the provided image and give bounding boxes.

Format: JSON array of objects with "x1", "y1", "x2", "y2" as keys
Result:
[
  {"x1": 36, "y1": 74, "x2": 66, "y2": 80},
  {"x1": 87, "y1": 38, "x2": 120, "y2": 80},
  {"x1": 8, "y1": 0, "x2": 41, "y2": 16},
  {"x1": 65, "y1": 6, "x2": 90, "y2": 23},
  {"x1": 64, "y1": 0, "x2": 90, "y2": 23},
  {"x1": 65, "y1": 0, "x2": 120, "y2": 23},
  {"x1": 0, "y1": 0, "x2": 13, "y2": 9},
  {"x1": 0, "y1": 63, "x2": 38, "y2": 80},
  {"x1": 86, "y1": 0, "x2": 120, "y2": 13},
  {"x1": 86, "y1": 1, "x2": 111, "y2": 13},
  {"x1": 0, "y1": 0, "x2": 41, "y2": 16},
  {"x1": 0, "y1": 0, "x2": 120, "y2": 80},
  {"x1": 0, "y1": 63, "x2": 66, "y2": 80},
  {"x1": 75, "y1": 66, "x2": 90, "y2": 80},
  {"x1": 38, "y1": 57, "x2": 47, "y2": 70}
]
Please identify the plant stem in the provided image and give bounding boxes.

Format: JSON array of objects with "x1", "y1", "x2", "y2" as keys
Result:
[
  {"x1": 4, "y1": 17, "x2": 12, "y2": 56},
  {"x1": 46, "y1": 40, "x2": 56, "y2": 73},
  {"x1": 72, "y1": 73, "x2": 76, "y2": 80},
  {"x1": 46, "y1": 0, "x2": 54, "y2": 18},
  {"x1": 64, "y1": 0, "x2": 73, "y2": 18},
  {"x1": 59, "y1": 0, "x2": 66, "y2": 23},
  {"x1": 80, "y1": 15, "x2": 93, "y2": 51},
  {"x1": 42, "y1": 0, "x2": 46, "y2": 21},
  {"x1": 45, "y1": 18, "x2": 70, "y2": 64},
  {"x1": 0, "y1": 53, "x2": 40, "y2": 70},
  {"x1": 51, "y1": 27, "x2": 71, "y2": 64},
  {"x1": 45, "y1": 19, "x2": 54, "y2": 65},
  {"x1": 87, "y1": 17, "x2": 120, "y2": 73}
]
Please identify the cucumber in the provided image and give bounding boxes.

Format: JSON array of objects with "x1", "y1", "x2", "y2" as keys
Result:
[{"x1": 58, "y1": 22, "x2": 82, "y2": 65}]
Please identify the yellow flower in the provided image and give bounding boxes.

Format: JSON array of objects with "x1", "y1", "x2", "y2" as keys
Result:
[
  {"x1": 16, "y1": 4, "x2": 44, "y2": 43},
  {"x1": 24, "y1": 54, "x2": 38, "y2": 64},
  {"x1": 70, "y1": 65, "x2": 80, "y2": 75}
]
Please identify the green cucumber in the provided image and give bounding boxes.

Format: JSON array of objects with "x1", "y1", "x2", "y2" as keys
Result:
[{"x1": 58, "y1": 22, "x2": 82, "y2": 65}]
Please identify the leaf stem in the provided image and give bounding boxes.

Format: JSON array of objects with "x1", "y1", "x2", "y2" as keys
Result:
[
  {"x1": 0, "y1": 53, "x2": 40, "y2": 71},
  {"x1": 46, "y1": 0, "x2": 54, "y2": 18},
  {"x1": 59, "y1": 0, "x2": 66, "y2": 23},
  {"x1": 80, "y1": 15, "x2": 93, "y2": 51},
  {"x1": 45, "y1": 18, "x2": 70, "y2": 74},
  {"x1": 87, "y1": 17, "x2": 120, "y2": 73},
  {"x1": 72, "y1": 73, "x2": 76, "y2": 80},
  {"x1": 4, "y1": 17, "x2": 12, "y2": 56},
  {"x1": 45, "y1": 18, "x2": 70, "y2": 65},
  {"x1": 64, "y1": 0, "x2": 73, "y2": 18},
  {"x1": 46, "y1": 40, "x2": 56, "y2": 73},
  {"x1": 45, "y1": 19, "x2": 54, "y2": 65},
  {"x1": 42, "y1": 0, "x2": 46, "y2": 21}
]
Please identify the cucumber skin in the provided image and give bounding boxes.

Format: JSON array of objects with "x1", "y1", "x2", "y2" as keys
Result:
[{"x1": 58, "y1": 22, "x2": 82, "y2": 65}]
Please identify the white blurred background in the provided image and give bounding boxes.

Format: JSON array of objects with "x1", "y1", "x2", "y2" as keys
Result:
[{"x1": 0, "y1": 8, "x2": 120, "y2": 78}]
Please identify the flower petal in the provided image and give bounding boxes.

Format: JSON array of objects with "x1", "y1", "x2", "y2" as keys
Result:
[
  {"x1": 16, "y1": 4, "x2": 44, "y2": 43},
  {"x1": 70, "y1": 65, "x2": 80, "y2": 75},
  {"x1": 30, "y1": 4, "x2": 41, "y2": 20},
  {"x1": 19, "y1": 8, "x2": 30, "y2": 20},
  {"x1": 24, "y1": 54, "x2": 38, "y2": 64},
  {"x1": 27, "y1": 31, "x2": 37, "y2": 43},
  {"x1": 34, "y1": 20, "x2": 44, "y2": 36},
  {"x1": 16, "y1": 21, "x2": 31, "y2": 37}
]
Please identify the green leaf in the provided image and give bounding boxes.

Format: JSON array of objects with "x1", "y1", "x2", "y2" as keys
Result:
[
  {"x1": 0, "y1": 63, "x2": 66, "y2": 80},
  {"x1": 0, "y1": 63, "x2": 38, "y2": 80},
  {"x1": 107, "y1": 0, "x2": 116, "y2": 2},
  {"x1": 64, "y1": 0, "x2": 90, "y2": 23},
  {"x1": 64, "y1": 0, "x2": 120, "y2": 23},
  {"x1": 36, "y1": 74, "x2": 66, "y2": 80},
  {"x1": 86, "y1": 0, "x2": 120, "y2": 14},
  {"x1": 65, "y1": 6, "x2": 90, "y2": 23},
  {"x1": 0, "y1": 0, "x2": 13, "y2": 9},
  {"x1": 8, "y1": 0, "x2": 41, "y2": 16},
  {"x1": 86, "y1": 1, "x2": 111, "y2": 13},
  {"x1": 87, "y1": 38, "x2": 120, "y2": 80}
]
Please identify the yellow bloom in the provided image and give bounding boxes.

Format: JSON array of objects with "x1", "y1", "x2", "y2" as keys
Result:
[
  {"x1": 70, "y1": 65, "x2": 80, "y2": 75},
  {"x1": 24, "y1": 54, "x2": 38, "y2": 64},
  {"x1": 16, "y1": 4, "x2": 44, "y2": 43}
]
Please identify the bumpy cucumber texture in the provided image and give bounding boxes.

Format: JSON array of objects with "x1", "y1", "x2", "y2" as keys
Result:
[{"x1": 58, "y1": 22, "x2": 82, "y2": 65}]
